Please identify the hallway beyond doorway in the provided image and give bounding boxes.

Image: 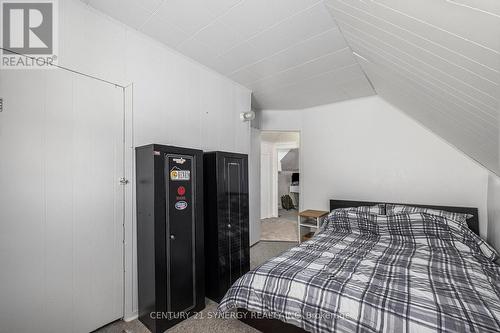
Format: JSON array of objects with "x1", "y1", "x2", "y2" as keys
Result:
[{"x1": 260, "y1": 209, "x2": 298, "y2": 242}]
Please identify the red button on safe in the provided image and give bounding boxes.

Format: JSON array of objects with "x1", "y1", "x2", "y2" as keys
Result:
[{"x1": 177, "y1": 186, "x2": 186, "y2": 196}]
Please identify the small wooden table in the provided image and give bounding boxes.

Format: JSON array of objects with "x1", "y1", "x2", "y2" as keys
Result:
[{"x1": 298, "y1": 210, "x2": 329, "y2": 243}]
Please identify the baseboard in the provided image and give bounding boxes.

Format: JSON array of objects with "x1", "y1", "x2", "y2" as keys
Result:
[
  {"x1": 259, "y1": 239, "x2": 298, "y2": 243},
  {"x1": 123, "y1": 311, "x2": 138, "y2": 322},
  {"x1": 251, "y1": 240, "x2": 298, "y2": 248},
  {"x1": 250, "y1": 240, "x2": 261, "y2": 248}
]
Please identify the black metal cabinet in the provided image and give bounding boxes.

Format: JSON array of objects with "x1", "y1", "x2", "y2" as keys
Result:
[
  {"x1": 204, "y1": 151, "x2": 249, "y2": 302},
  {"x1": 136, "y1": 144, "x2": 205, "y2": 333}
]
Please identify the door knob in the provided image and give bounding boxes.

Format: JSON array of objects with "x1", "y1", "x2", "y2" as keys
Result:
[
  {"x1": 227, "y1": 224, "x2": 231, "y2": 229},
  {"x1": 170, "y1": 234, "x2": 176, "y2": 240}
]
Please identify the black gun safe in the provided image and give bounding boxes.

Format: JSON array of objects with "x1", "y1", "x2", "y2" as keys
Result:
[
  {"x1": 204, "y1": 151, "x2": 250, "y2": 302},
  {"x1": 136, "y1": 144, "x2": 204, "y2": 333}
]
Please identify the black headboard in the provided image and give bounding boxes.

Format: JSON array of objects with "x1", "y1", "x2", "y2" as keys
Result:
[{"x1": 330, "y1": 199, "x2": 480, "y2": 235}]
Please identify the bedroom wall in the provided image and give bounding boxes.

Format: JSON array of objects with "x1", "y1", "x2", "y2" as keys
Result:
[
  {"x1": 5, "y1": 0, "x2": 253, "y2": 323},
  {"x1": 261, "y1": 141, "x2": 276, "y2": 219},
  {"x1": 249, "y1": 128, "x2": 262, "y2": 246},
  {"x1": 487, "y1": 174, "x2": 500, "y2": 250},
  {"x1": 260, "y1": 96, "x2": 491, "y2": 242}
]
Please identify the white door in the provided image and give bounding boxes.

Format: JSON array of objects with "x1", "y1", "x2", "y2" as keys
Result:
[{"x1": 0, "y1": 68, "x2": 124, "y2": 333}]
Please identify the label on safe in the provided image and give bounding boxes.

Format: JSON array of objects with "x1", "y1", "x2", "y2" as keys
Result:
[
  {"x1": 170, "y1": 166, "x2": 190, "y2": 181},
  {"x1": 175, "y1": 201, "x2": 188, "y2": 210},
  {"x1": 173, "y1": 157, "x2": 186, "y2": 164}
]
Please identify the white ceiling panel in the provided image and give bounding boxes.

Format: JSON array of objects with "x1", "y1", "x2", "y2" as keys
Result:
[
  {"x1": 243, "y1": 28, "x2": 347, "y2": 77},
  {"x1": 447, "y1": 0, "x2": 500, "y2": 16},
  {"x1": 253, "y1": 64, "x2": 373, "y2": 109},
  {"x1": 327, "y1": 0, "x2": 500, "y2": 84},
  {"x1": 325, "y1": 0, "x2": 500, "y2": 174},
  {"x1": 218, "y1": 0, "x2": 322, "y2": 39},
  {"x1": 154, "y1": 0, "x2": 218, "y2": 36},
  {"x1": 202, "y1": 0, "x2": 242, "y2": 17},
  {"x1": 176, "y1": 38, "x2": 220, "y2": 65},
  {"x1": 374, "y1": 0, "x2": 500, "y2": 52},
  {"x1": 340, "y1": 26, "x2": 498, "y2": 110},
  {"x1": 191, "y1": 21, "x2": 244, "y2": 57},
  {"x1": 85, "y1": 0, "x2": 374, "y2": 110},
  {"x1": 254, "y1": 64, "x2": 368, "y2": 98},
  {"x1": 248, "y1": 48, "x2": 356, "y2": 93},
  {"x1": 140, "y1": 13, "x2": 189, "y2": 48},
  {"x1": 345, "y1": 35, "x2": 498, "y2": 128},
  {"x1": 228, "y1": 68, "x2": 263, "y2": 86},
  {"x1": 87, "y1": 0, "x2": 154, "y2": 29},
  {"x1": 86, "y1": 0, "x2": 163, "y2": 13},
  {"x1": 216, "y1": 42, "x2": 265, "y2": 73},
  {"x1": 245, "y1": 3, "x2": 336, "y2": 60}
]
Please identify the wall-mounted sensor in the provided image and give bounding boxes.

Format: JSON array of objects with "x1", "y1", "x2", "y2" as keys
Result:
[{"x1": 240, "y1": 111, "x2": 255, "y2": 122}]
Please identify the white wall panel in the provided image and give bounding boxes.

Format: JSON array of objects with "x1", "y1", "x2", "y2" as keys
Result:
[
  {"x1": 0, "y1": 69, "x2": 124, "y2": 333},
  {"x1": 249, "y1": 128, "x2": 262, "y2": 245},
  {"x1": 260, "y1": 141, "x2": 275, "y2": 219},
  {"x1": 487, "y1": 174, "x2": 500, "y2": 251},
  {"x1": 0, "y1": 71, "x2": 46, "y2": 333}
]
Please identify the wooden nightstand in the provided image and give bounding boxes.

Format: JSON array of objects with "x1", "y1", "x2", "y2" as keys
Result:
[{"x1": 298, "y1": 210, "x2": 329, "y2": 243}]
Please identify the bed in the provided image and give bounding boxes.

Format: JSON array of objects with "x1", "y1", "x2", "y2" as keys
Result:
[{"x1": 217, "y1": 199, "x2": 500, "y2": 333}]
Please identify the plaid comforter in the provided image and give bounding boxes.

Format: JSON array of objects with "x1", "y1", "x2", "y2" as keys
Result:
[{"x1": 218, "y1": 211, "x2": 500, "y2": 332}]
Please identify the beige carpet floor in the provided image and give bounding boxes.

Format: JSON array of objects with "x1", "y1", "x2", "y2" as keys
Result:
[
  {"x1": 95, "y1": 241, "x2": 297, "y2": 333},
  {"x1": 260, "y1": 219, "x2": 298, "y2": 242},
  {"x1": 260, "y1": 209, "x2": 299, "y2": 242}
]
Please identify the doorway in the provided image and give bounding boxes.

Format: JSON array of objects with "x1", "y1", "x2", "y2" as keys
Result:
[{"x1": 260, "y1": 131, "x2": 300, "y2": 242}]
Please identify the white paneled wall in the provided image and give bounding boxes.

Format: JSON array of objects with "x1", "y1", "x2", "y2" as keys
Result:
[
  {"x1": 487, "y1": 174, "x2": 500, "y2": 250},
  {"x1": 260, "y1": 97, "x2": 492, "y2": 242},
  {"x1": 261, "y1": 141, "x2": 275, "y2": 219},
  {"x1": 1, "y1": 0, "x2": 253, "y2": 329},
  {"x1": 124, "y1": 30, "x2": 251, "y2": 151},
  {"x1": 249, "y1": 128, "x2": 262, "y2": 245},
  {"x1": 0, "y1": 69, "x2": 124, "y2": 333}
]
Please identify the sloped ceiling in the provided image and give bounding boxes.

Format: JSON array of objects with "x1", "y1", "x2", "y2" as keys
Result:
[
  {"x1": 83, "y1": 0, "x2": 375, "y2": 109},
  {"x1": 83, "y1": 0, "x2": 499, "y2": 174},
  {"x1": 324, "y1": 0, "x2": 500, "y2": 174},
  {"x1": 281, "y1": 149, "x2": 300, "y2": 171}
]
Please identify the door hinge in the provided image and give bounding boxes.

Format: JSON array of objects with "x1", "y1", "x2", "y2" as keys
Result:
[
  {"x1": 0, "y1": 98, "x2": 3, "y2": 112},
  {"x1": 119, "y1": 177, "x2": 129, "y2": 185}
]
